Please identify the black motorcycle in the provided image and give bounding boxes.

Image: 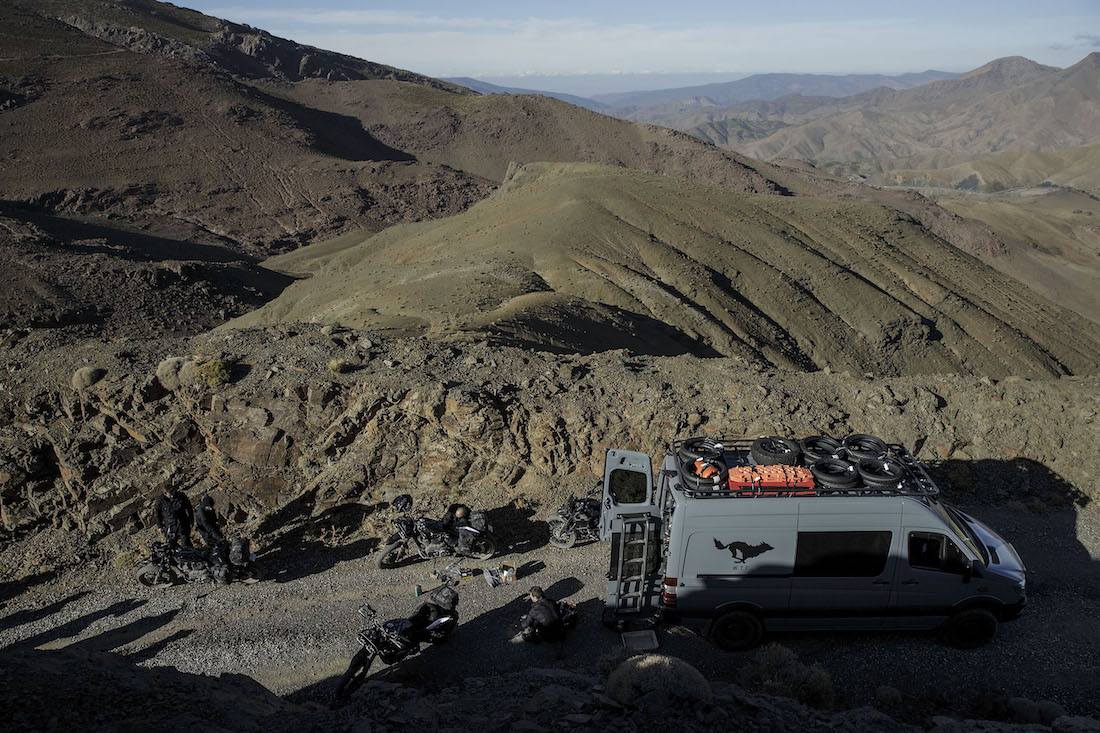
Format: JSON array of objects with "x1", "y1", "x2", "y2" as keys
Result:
[
  {"x1": 548, "y1": 491, "x2": 602, "y2": 549},
  {"x1": 334, "y1": 593, "x2": 458, "y2": 703},
  {"x1": 135, "y1": 538, "x2": 262, "y2": 588},
  {"x1": 376, "y1": 500, "x2": 497, "y2": 569}
]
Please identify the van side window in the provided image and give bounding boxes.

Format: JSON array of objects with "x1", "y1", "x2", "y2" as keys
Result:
[
  {"x1": 609, "y1": 469, "x2": 648, "y2": 504},
  {"x1": 794, "y1": 531, "x2": 892, "y2": 577},
  {"x1": 909, "y1": 532, "x2": 969, "y2": 573}
]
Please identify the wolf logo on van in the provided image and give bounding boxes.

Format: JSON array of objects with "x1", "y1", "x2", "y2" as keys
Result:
[{"x1": 713, "y1": 538, "x2": 774, "y2": 563}]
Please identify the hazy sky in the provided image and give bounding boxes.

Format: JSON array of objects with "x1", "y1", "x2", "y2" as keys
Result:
[{"x1": 195, "y1": 1, "x2": 1098, "y2": 85}]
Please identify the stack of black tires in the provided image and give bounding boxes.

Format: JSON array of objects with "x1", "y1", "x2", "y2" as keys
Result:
[
  {"x1": 677, "y1": 437, "x2": 731, "y2": 491},
  {"x1": 750, "y1": 434, "x2": 907, "y2": 491}
]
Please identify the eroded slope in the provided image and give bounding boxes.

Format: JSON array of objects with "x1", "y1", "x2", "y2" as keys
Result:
[{"x1": 233, "y1": 163, "x2": 1100, "y2": 377}]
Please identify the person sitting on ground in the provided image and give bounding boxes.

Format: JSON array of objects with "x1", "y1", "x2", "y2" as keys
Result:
[
  {"x1": 441, "y1": 503, "x2": 472, "y2": 551},
  {"x1": 153, "y1": 484, "x2": 194, "y2": 549},
  {"x1": 521, "y1": 585, "x2": 563, "y2": 643}
]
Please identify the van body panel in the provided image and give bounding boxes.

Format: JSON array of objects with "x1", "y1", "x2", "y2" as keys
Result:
[{"x1": 786, "y1": 502, "x2": 902, "y2": 629}]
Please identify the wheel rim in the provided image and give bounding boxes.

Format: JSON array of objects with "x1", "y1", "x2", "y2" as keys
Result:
[{"x1": 717, "y1": 618, "x2": 753, "y2": 647}]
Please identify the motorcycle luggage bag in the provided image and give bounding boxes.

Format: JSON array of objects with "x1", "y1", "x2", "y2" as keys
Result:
[
  {"x1": 229, "y1": 538, "x2": 250, "y2": 566},
  {"x1": 468, "y1": 510, "x2": 489, "y2": 532}
]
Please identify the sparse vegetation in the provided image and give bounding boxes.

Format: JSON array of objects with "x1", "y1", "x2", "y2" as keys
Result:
[
  {"x1": 737, "y1": 643, "x2": 836, "y2": 710},
  {"x1": 194, "y1": 359, "x2": 231, "y2": 389},
  {"x1": 605, "y1": 653, "x2": 712, "y2": 707},
  {"x1": 328, "y1": 358, "x2": 352, "y2": 374}
]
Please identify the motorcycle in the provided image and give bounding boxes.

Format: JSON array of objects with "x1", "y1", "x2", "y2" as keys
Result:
[
  {"x1": 334, "y1": 591, "x2": 459, "y2": 704},
  {"x1": 135, "y1": 538, "x2": 263, "y2": 588},
  {"x1": 548, "y1": 490, "x2": 602, "y2": 549},
  {"x1": 375, "y1": 499, "x2": 497, "y2": 569}
]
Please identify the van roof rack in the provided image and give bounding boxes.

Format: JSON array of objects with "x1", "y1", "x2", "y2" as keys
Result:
[{"x1": 669, "y1": 436, "x2": 940, "y2": 499}]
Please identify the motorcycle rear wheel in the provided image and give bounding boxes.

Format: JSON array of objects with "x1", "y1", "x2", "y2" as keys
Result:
[
  {"x1": 136, "y1": 565, "x2": 175, "y2": 589},
  {"x1": 470, "y1": 535, "x2": 497, "y2": 560},
  {"x1": 375, "y1": 541, "x2": 405, "y2": 569},
  {"x1": 333, "y1": 648, "x2": 377, "y2": 704},
  {"x1": 548, "y1": 521, "x2": 578, "y2": 549}
]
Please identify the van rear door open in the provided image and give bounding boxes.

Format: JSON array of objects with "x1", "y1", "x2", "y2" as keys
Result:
[
  {"x1": 601, "y1": 449, "x2": 655, "y2": 540},
  {"x1": 785, "y1": 504, "x2": 902, "y2": 629}
]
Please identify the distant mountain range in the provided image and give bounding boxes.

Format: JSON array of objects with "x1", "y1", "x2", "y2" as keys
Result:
[{"x1": 442, "y1": 77, "x2": 610, "y2": 111}]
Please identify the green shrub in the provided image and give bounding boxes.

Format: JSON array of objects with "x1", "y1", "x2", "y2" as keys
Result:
[
  {"x1": 195, "y1": 360, "x2": 231, "y2": 389},
  {"x1": 737, "y1": 643, "x2": 835, "y2": 710}
]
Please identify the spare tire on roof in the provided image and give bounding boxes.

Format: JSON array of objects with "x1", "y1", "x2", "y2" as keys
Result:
[
  {"x1": 678, "y1": 437, "x2": 724, "y2": 466},
  {"x1": 680, "y1": 459, "x2": 729, "y2": 492},
  {"x1": 857, "y1": 457, "x2": 906, "y2": 488},
  {"x1": 751, "y1": 436, "x2": 801, "y2": 466},
  {"x1": 800, "y1": 435, "x2": 845, "y2": 466},
  {"x1": 810, "y1": 458, "x2": 860, "y2": 489},
  {"x1": 842, "y1": 433, "x2": 888, "y2": 461}
]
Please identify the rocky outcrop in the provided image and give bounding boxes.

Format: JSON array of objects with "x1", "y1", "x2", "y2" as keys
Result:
[{"x1": 0, "y1": 327, "x2": 1096, "y2": 552}]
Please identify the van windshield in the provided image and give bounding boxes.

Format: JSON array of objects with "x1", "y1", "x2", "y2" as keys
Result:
[{"x1": 933, "y1": 501, "x2": 988, "y2": 564}]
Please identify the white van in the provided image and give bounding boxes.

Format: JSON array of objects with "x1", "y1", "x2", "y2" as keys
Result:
[{"x1": 601, "y1": 437, "x2": 1027, "y2": 649}]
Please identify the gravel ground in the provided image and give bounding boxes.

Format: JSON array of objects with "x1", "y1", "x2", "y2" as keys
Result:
[{"x1": 2, "y1": 497, "x2": 1098, "y2": 718}]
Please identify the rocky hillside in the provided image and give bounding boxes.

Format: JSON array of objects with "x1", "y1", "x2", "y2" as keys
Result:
[
  {"x1": 2, "y1": 326, "x2": 1097, "y2": 547},
  {"x1": 232, "y1": 163, "x2": 1100, "y2": 378}
]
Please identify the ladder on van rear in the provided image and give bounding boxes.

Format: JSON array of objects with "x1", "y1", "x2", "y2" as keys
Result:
[{"x1": 607, "y1": 512, "x2": 662, "y2": 616}]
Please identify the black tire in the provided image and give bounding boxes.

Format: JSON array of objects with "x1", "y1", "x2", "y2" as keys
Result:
[
  {"x1": 710, "y1": 610, "x2": 764, "y2": 651},
  {"x1": 800, "y1": 436, "x2": 845, "y2": 465},
  {"x1": 842, "y1": 433, "x2": 888, "y2": 461},
  {"x1": 136, "y1": 565, "x2": 175, "y2": 589},
  {"x1": 548, "y1": 520, "x2": 578, "y2": 549},
  {"x1": 238, "y1": 565, "x2": 264, "y2": 584},
  {"x1": 679, "y1": 461, "x2": 729, "y2": 492},
  {"x1": 857, "y1": 458, "x2": 905, "y2": 488},
  {"x1": 470, "y1": 535, "x2": 497, "y2": 560},
  {"x1": 810, "y1": 458, "x2": 861, "y2": 488},
  {"x1": 375, "y1": 541, "x2": 405, "y2": 569},
  {"x1": 751, "y1": 437, "x2": 801, "y2": 466},
  {"x1": 942, "y1": 608, "x2": 997, "y2": 649},
  {"x1": 334, "y1": 648, "x2": 376, "y2": 704},
  {"x1": 678, "y1": 437, "x2": 724, "y2": 465}
]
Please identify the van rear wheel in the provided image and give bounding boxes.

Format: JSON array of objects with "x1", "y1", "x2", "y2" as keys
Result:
[
  {"x1": 943, "y1": 608, "x2": 997, "y2": 649},
  {"x1": 710, "y1": 610, "x2": 764, "y2": 651}
]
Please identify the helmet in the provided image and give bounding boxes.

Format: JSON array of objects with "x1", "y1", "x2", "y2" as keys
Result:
[
  {"x1": 392, "y1": 494, "x2": 413, "y2": 513},
  {"x1": 429, "y1": 585, "x2": 459, "y2": 610},
  {"x1": 199, "y1": 496, "x2": 214, "y2": 509}
]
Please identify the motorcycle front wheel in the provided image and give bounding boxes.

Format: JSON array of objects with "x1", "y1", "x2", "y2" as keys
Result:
[
  {"x1": 548, "y1": 521, "x2": 577, "y2": 549},
  {"x1": 333, "y1": 648, "x2": 377, "y2": 704},
  {"x1": 136, "y1": 564, "x2": 176, "y2": 589},
  {"x1": 469, "y1": 535, "x2": 497, "y2": 560},
  {"x1": 375, "y1": 540, "x2": 406, "y2": 569}
]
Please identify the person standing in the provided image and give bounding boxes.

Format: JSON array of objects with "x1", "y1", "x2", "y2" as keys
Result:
[{"x1": 153, "y1": 484, "x2": 194, "y2": 548}]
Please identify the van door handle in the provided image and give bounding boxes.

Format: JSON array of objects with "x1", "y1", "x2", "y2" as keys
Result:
[
  {"x1": 901, "y1": 579, "x2": 919, "y2": 585},
  {"x1": 872, "y1": 579, "x2": 891, "y2": 585}
]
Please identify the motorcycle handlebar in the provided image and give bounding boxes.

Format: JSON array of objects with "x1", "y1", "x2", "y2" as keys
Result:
[{"x1": 357, "y1": 604, "x2": 377, "y2": 620}]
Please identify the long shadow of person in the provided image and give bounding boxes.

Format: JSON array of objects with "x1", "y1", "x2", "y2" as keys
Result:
[
  {"x1": 0, "y1": 590, "x2": 90, "y2": 632},
  {"x1": 6, "y1": 598, "x2": 147, "y2": 651},
  {"x1": 257, "y1": 501, "x2": 383, "y2": 583}
]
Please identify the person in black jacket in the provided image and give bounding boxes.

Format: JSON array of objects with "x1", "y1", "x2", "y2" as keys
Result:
[
  {"x1": 195, "y1": 496, "x2": 225, "y2": 547},
  {"x1": 153, "y1": 485, "x2": 194, "y2": 548},
  {"x1": 521, "y1": 586, "x2": 563, "y2": 643},
  {"x1": 441, "y1": 503, "x2": 472, "y2": 552}
]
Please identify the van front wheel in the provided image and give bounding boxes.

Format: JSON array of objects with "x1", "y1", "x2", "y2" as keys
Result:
[
  {"x1": 943, "y1": 608, "x2": 997, "y2": 649},
  {"x1": 710, "y1": 610, "x2": 764, "y2": 651}
]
